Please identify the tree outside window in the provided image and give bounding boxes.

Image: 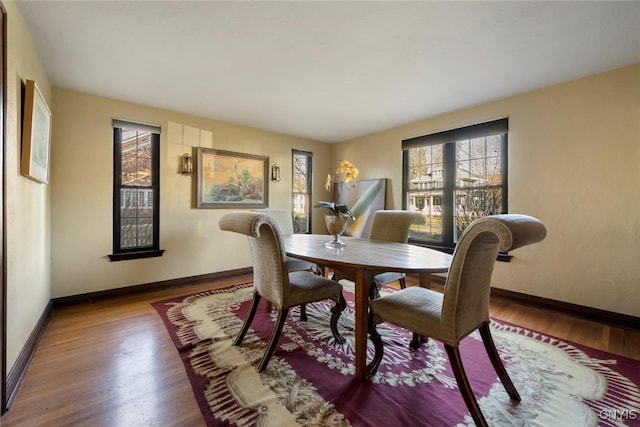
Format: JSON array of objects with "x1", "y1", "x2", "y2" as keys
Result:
[
  {"x1": 109, "y1": 120, "x2": 163, "y2": 261},
  {"x1": 403, "y1": 119, "x2": 508, "y2": 250},
  {"x1": 292, "y1": 150, "x2": 313, "y2": 233}
]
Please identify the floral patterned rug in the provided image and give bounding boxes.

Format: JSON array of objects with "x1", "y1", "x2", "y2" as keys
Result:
[{"x1": 152, "y1": 282, "x2": 640, "y2": 426}]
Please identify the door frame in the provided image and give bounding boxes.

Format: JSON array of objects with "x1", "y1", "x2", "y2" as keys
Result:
[{"x1": 0, "y1": 0, "x2": 8, "y2": 414}]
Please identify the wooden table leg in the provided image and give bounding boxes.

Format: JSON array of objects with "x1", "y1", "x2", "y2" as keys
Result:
[
  {"x1": 353, "y1": 269, "x2": 371, "y2": 380},
  {"x1": 321, "y1": 265, "x2": 329, "y2": 278},
  {"x1": 419, "y1": 272, "x2": 432, "y2": 289}
]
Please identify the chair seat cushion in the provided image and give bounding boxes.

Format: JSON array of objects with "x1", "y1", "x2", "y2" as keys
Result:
[
  {"x1": 373, "y1": 271, "x2": 405, "y2": 287},
  {"x1": 287, "y1": 270, "x2": 343, "y2": 308},
  {"x1": 370, "y1": 286, "x2": 444, "y2": 339},
  {"x1": 286, "y1": 256, "x2": 315, "y2": 272},
  {"x1": 333, "y1": 269, "x2": 405, "y2": 288}
]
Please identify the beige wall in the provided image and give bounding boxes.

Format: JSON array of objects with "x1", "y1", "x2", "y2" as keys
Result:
[
  {"x1": 50, "y1": 89, "x2": 332, "y2": 298},
  {"x1": 6, "y1": 0, "x2": 639, "y2": 384},
  {"x1": 335, "y1": 63, "x2": 640, "y2": 317},
  {"x1": 5, "y1": 0, "x2": 53, "y2": 372}
]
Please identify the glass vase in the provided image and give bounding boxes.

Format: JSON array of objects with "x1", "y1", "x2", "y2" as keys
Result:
[{"x1": 324, "y1": 214, "x2": 349, "y2": 247}]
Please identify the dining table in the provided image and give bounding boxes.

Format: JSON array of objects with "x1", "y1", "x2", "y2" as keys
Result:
[{"x1": 282, "y1": 233, "x2": 452, "y2": 380}]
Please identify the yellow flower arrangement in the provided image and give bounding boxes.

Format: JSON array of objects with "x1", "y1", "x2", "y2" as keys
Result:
[{"x1": 325, "y1": 160, "x2": 359, "y2": 191}]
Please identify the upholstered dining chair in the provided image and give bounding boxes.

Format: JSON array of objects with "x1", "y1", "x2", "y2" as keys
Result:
[
  {"x1": 219, "y1": 211, "x2": 347, "y2": 372},
  {"x1": 252, "y1": 208, "x2": 319, "y2": 320},
  {"x1": 366, "y1": 214, "x2": 547, "y2": 427},
  {"x1": 252, "y1": 208, "x2": 317, "y2": 274},
  {"x1": 333, "y1": 210, "x2": 425, "y2": 299}
]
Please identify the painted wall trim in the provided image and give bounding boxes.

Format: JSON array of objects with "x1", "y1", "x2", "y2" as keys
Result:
[
  {"x1": 51, "y1": 268, "x2": 252, "y2": 309},
  {"x1": 490, "y1": 287, "x2": 640, "y2": 332},
  {"x1": 5, "y1": 300, "x2": 51, "y2": 410},
  {"x1": 417, "y1": 273, "x2": 639, "y2": 331}
]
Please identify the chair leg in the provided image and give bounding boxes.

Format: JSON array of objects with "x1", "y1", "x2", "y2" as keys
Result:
[
  {"x1": 332, "y1": 270, "x2": 346, "y2": 282},
  {"x1": 366, "y1": 312, "x2": 384, "y2": 376},
  {"x1": 398, "y1": 277, "x2": 407, "y2": 289},
  {"x1": 329, "y1": 292, "x2": 347, "y2": 344},
  {"x1": 258, "y1": 308, "x2": 289, "y2": 372},
  {"x1": 479, "y1": 322, "x2": 521, "y2": 401},
  {"x1": 369, "y1": 282, "x2": 380, "y2": 299},
  {"x1": 299, "y1": 303, "x2": 308, "y2": 321},
  {"x1": 444, "y1": 344, "x2": 489, "y2": 427},
  {"x1": 234, "y1": 292, "x2": 261, "y2": 346},
  {"x1": 410, "y1": 332, "x2": 429, "y2": 350}
]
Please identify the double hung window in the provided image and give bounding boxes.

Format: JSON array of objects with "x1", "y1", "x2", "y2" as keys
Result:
[
  {"x1": 109, "y1": 119, "x2": 163, "y2": 261},
  {"x1": 402, "y1": 118, "x2": 508, "y2": 250},
  {"x1": 292, "y1": 150, "x2": 313, "y2": 233}
]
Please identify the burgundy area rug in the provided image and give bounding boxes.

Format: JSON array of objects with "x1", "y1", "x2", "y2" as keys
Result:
[{"x1": 152, "y1": 282, "x2": 640, "y2": 426}]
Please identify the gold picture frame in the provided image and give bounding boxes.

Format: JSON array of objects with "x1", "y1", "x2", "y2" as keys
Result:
[
  {"x1": 196, "y1": 148, "x2": 269, "y2": 208},
  {"x1": 21, "y1": 79, "x2": 52, "y2": 184}
]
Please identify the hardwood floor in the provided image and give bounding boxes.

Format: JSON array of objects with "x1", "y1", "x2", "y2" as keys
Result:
[{"x1": 1, "y1": 274, "x2": 638, "y2": 426}]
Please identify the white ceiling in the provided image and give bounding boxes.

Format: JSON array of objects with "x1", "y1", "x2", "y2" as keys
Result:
[{"x1": 16, "y1": 1, "x2": 640, "y2": 143}]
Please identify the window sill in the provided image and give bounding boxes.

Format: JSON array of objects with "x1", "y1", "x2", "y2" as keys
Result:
[
  {"x1": 408, "y1": 241, "x2": 512, "y2": 262},
  {"x1": 108, "y1": 249, "x2": 165, "y2": 262}
]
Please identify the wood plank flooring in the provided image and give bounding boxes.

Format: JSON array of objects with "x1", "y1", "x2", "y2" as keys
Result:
[{"x1": 1, "y1": 274, "x2": 638, "y2": 426}]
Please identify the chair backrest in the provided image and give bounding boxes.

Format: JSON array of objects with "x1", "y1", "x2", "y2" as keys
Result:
[
  {"x1": 369, "y1": 210, "x2": 426, "y2": 243},
  {"x1": 441, "y1": 214, "x2": 546, "y2": 344},
  {"x1": 219, "y1": 211, "x2": 290, "y2": 305},
  {"x1": 252, "y1": 209, "x2": 294, "y2": 234},
  {"x1": 253, "y1": 208, "x2": 316, "y2": 272}
]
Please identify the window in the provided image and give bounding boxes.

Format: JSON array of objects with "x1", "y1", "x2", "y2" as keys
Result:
[
  {"x1": 109, "y1": 119, "x2": 163, "y2": 261},
  {"x1": 403, "y1": 118, "x2": 508, "y2": 250},
  {"x1": 292, "y1": 150, "x2": 313, "y2": 233}
]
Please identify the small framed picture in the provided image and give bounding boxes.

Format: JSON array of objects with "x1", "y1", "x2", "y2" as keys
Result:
[{"x1": 21, "y1": 79, "x2": 52, "y2": 184}]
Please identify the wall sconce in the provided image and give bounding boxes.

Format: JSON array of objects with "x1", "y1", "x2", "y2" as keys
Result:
[
  {"x1": 271, "y1": 164, "x2": 281, "y2": 182},
  {"x1": 180, "y1": 153, "x2": 193, "y2": 175}
]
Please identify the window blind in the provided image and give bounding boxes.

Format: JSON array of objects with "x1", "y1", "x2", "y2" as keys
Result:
[
  {"x1": 402, "y1": 117, "x2": 508, "y2": 149},
  {"x1": 112, "y1": 118, "x2": 160, "y2": 134}
]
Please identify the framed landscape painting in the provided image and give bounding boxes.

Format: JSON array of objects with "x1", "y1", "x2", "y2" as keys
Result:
[
  {"x1": 21, "y1": 79, "x2": 52, "y2": 184},
  {"x1": 196, "y1": 148, "x2": 269, "y2": 209}
]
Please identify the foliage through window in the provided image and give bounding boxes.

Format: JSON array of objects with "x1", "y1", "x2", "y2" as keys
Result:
[
  {"x1": 292, "y1": 150, "x2": 312, "y2": 233},
  {"x1": 109, "y1": 120, "x2": 163, "y2": 261},
  {"x1": 403, "y1": 118, "x2": 508, "y2": 250}
]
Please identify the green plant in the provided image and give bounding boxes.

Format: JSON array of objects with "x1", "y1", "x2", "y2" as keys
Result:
[{"x1": 313, "y1": 201, "x2": 355, "y2": 220}]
